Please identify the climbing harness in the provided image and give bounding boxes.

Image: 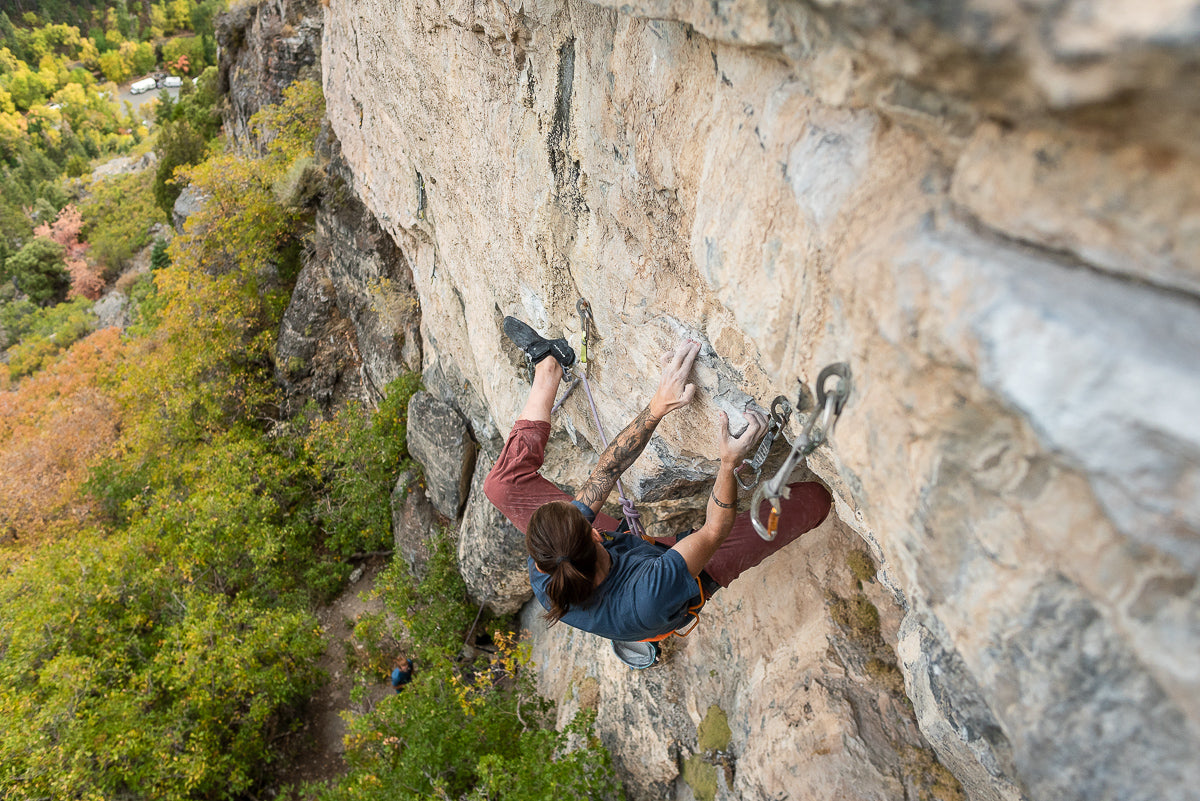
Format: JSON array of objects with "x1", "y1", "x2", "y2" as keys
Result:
[
  {"x1": 734, "y1": 395, "x2": 793, "y2": 491},
  {"x1": 750, "y1": 363, "x2": 852, "y2": 542},
  {"x1": 553, "y1": 298, "x2": 646, "y2": 541}
]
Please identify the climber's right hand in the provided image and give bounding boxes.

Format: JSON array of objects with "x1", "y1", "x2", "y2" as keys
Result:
[
  {"x1": 718, "y1": 409, "x2": 768, "y2": 468},
  {"x1": 649, "y1": 340, "x2": 701, "y2": 419}
]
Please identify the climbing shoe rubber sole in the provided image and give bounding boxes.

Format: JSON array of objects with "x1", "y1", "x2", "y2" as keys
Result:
[{"x1": 503, "y1": 316, "x2": 576, "y2": 371}]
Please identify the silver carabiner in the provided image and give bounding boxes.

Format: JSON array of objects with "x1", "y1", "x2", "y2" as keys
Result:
[
  {"x1": 735, "y1": 395, "x2": 792, "y2": 491},
  {"x1": 749, "y1": 363, "x2": 852, "y2": 541}
]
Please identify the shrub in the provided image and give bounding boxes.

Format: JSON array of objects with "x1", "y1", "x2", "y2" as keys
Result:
[
  {"x1": 79, "y1": 169, "x2": 164, "y2": 277},
  {"x1": 4, "y1": 296, "x2": 95, "y2": 379},
  {"x1": 1, "y1": 236, "x2": 69, "y2": 305},
  {"x1": 303, "y1": 373, "x2": 422, "y2": 555},
  {"x1": 273, "y1": 154, "x2": 324, "y2": 210},
  {"x1": 372, "y1": 530, "x2": 477, "y2": 664},
  {"x1": 0, "y1": 532, "x2": 326, "y2": 800},
  {"x1": 0, "y1": 326, "x2": 122, "y2": 535},
  {"x1": 152, "y1": 117, "x2": 207, "y2": 217},
  {"x1": 0, "y1": 297, "x2": 36, "y2": 347},
  {"x1": 149, "y1": 235, "x2": 169, "y2": 270},
  {"x1": 305, "y1": 551, "x2": 624, "y2": 801}
]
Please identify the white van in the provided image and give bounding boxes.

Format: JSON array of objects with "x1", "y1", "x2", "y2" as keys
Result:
[
  {"x1": 163, "y1": 76, "x2": 183, "y2": 88},
  {"x1": 130, "y1": 77, "x2": 157, "y2": 94}
]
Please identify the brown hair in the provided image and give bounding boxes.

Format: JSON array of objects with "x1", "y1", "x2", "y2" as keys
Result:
[{"x1": 526, "y1": 501, "x2": 599, "y2": 622}]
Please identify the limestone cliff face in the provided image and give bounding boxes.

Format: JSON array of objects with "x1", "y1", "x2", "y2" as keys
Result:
[{"x1": 230, "y1": 0, "x2": 1200, "y2": 798}]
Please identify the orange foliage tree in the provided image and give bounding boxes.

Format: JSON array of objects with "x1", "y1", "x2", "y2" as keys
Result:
[
  {"x1": 33, "y1": 204, "x2": 105, "y2": 300},
  {"x1": 0, "y1": 328, "x2": 124, "y2": 545}
]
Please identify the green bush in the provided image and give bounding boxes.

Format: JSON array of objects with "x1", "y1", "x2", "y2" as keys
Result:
[
  {"x1": 4, "y1": 296, "x2": 95, "y2": 379},
  {"x1": 1, "y1": 236, "x2": 69, "y2": 305},
  {"x1": 125, "y1": 269, "x2": 162, "y2": 335},
  {"x1": 311, "y1": 661, "x2": 621, "y2": 801},
  {"x1": 374, "y1": 531, "x2": 478, "y2": 664},
  {"x1": 0, "y1": 532, "x2": 326, "y2": 801},
  {"x1": 150, "y1": 235, "x2": 170, "y2": 270},
  {"x1": 0, "y1": 296, "x2": 37, "y2": 347},
  {"x1": 304, "y1": 537, "x2": 624, "y2": 801},
  {"x1": 79, "y1": 169, "x2": 165, "y2": 277},
  {"x1": 153, "y1": 117, "x2": 208, "y2": 217},
  {"x1": 303, "y1": 372, "x2": 423, "y2": 556},
  {"x1": 308, "y1": 527, "x2": 624, "y2": 801}
]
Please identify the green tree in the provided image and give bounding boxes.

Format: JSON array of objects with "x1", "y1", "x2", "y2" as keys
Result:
[
  {"x1": 149, "y1": 235, "x2": 169, "y2": 270},
  {"x1": 153, "y1": 116, "x2": 206, "y2": 216},
  {"x1": 2, "y1": 236, "x2": 69, "y2": 305},
  {"x1": 0, "y1": 12, "x2": 15, "y2": 51},
  {"x1": 4, "y1": 64, "x2": 50, "y2": 110},
  {"x1": 96, "y1": 46, "x2": 130, "y2": 83},
  {"x1": 131, "y1": 39, "x2": 154, "y2": 74},
  {"x1": 162, "y1": 33, "x2": 204, "y2": 75}
]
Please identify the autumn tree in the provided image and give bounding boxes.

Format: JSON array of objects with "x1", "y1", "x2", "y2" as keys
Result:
[
  {"x1": 34, "y1": 203, "x2": 103, "y2": 299},
  {"x1": 0, "y1": 326, "x2": 121, "y2": 538}
]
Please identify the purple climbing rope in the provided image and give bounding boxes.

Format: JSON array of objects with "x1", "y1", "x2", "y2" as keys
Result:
[{"x1": 552, "y1": 373, "x2": 646, "y2": 541}]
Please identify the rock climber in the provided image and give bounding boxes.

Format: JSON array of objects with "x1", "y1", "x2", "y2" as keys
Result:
[{"x1": 483, "y1": 318, "x2": 832, "y2": 664}]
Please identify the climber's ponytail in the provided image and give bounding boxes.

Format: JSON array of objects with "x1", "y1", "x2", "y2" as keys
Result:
[{"x1": 527, "y1": 501, "x2": 599, "y2": 622}]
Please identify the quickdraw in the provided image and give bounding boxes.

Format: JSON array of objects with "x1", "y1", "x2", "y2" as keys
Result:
[
  {"x1": 750, "y1": 363, "x2": 852, "y2": 541},
  {"x1": 550, "y1": 298, "x2": 592, "y2": 407},
  {"x1": 734, "y1": 395, "x2": 792, "y2": 491}
]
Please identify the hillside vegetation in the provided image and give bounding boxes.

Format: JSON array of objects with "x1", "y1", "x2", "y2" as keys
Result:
[{"x1": 0, "y1": 5, "x2": 621, "y2": 794}]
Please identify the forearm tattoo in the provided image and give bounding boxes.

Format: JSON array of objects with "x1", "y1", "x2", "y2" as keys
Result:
[{"x1": 577, "y1": 406, "x2": 659, "y2": 509}]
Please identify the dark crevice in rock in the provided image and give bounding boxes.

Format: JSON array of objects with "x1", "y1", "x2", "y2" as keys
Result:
[{"x1": 549, "y1": 38, "x2": 581, "y2": 201}]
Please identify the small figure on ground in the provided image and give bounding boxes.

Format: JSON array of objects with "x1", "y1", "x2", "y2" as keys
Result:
[
  {"x1": 485, "y1": 321, "x2": 832, "y2": 665},
  {"x1": 390, "y1": 655, "x2": 414, "y2": 692}
]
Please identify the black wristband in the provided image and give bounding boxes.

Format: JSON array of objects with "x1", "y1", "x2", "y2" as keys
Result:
[{"x1": 711, "y1": 489, "x2": 735, "y2": 509}]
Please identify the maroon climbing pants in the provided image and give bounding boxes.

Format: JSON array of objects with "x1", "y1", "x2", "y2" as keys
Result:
[{"x1": 483, "y1": 419, "x2": 832, "y2": 588}]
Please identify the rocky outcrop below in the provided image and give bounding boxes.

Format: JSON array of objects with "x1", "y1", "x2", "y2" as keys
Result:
[
  {"x1": 223, "y1": 0, "x2": 1200, "y2": 798},
  {"x1": 91, "y1": 150, "x2": 158, "y2": 181},
  {"x1": 274, "y1": 137, "x2": 423, "y2": 415},
  {"x1": 217, "y1": 0, "x2": 322, "y2": 150}
]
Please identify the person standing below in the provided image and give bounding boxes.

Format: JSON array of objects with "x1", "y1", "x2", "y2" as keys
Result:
[
  {"x1": 390, "y1": 655, "x2": 414, "y2": 692},
  {"x1": 484, "y1": 321, "x2": 833, "y2": 657}
]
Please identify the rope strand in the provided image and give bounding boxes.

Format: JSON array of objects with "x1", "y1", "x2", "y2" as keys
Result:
[{"x1": 553, "y1": 371, "x2": 646, "y2": 540}]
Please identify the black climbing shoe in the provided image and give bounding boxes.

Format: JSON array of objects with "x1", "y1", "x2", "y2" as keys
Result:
[{"x1": 503, "y1": 316, "x2": 576, "y2": 372}]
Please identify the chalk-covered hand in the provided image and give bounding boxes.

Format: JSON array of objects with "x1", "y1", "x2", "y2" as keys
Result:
[
  {"x1": 649, "y1": 340, "x2": 701, "y2": 419},
  {"x1": 718, "y1": 409, "x2": 768, "y2": 468}
]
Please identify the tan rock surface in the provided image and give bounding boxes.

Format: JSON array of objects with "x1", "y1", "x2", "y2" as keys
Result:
[{"x1": 311, "y1": 0, "x2": 1200, "y2": 798}]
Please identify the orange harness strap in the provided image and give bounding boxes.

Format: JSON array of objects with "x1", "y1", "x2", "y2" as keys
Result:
[{"x1": 640, "y1": 575, "x2": 708, "y2": 642}]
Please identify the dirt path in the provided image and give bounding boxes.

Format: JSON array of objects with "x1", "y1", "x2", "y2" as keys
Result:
[{"x1": 276, "y1": 559, "x2": 396, "y2": 791}]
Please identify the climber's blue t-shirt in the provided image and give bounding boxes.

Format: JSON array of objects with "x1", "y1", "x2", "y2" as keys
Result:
[{"x1": 528, "y1": 501, "x2": 700, "y2": 641}]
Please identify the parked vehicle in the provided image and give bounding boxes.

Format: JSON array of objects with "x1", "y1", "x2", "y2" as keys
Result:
[
  {"x1": 163, "y1": 76, "x2": 183, "y2": 88},
  {"x1": 131, "y1": 77, "x2": 157, "y2": 94}
]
